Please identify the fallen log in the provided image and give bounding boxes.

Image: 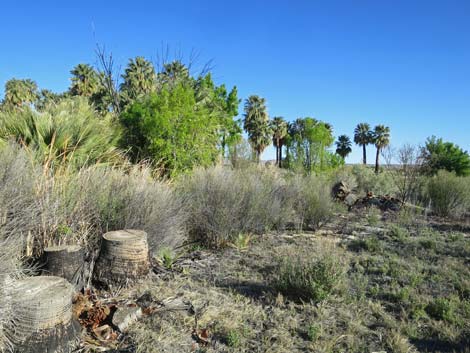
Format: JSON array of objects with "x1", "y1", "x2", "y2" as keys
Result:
[
  {"x1": 5, "y1": 276, "x2": 78, "y2": 353},
  {"x1": 93, "y1": 229, "x2": 150, "y2": 287}
]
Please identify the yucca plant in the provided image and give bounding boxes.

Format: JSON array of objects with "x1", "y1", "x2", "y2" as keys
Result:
[{"x1": 0, "y1": 96, "x2": 122, "y2": 172}]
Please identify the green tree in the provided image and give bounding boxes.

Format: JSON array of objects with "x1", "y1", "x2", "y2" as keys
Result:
[
  {"x1": 243, "y1": 95, "x2": 271, "y2": 162},
  {"x1": 421, "y1": 136, "x2": 470, "y2": 176},
  {"x1": 270, "y1": 116, "x2": 288, "y2": 167},
  {"x1": 157, "y1": 60, "x2": 190, "y2": 87},
  {"x1": 335, "y1": 135, "x2": 352, "y2": 159},
  {"x1": 285, "y1": 117, "x2": 335, "y2": 172},
  {"x1": 372, "y1": 125, "x2": 391, "y2": 174},
  {"x1": 120, "y1": 56, "x2": 157, "y2": 104},
  {"x1": 354, "y1": 123, "x2": 373, "y2": 165},
  {"x1": 69, "y1": 64, "x2": 100, "y2": 97},
  {"x1": 120, "y1": 82, "x2": 220, "y2": 176},
  {"x1": 2, "y1": 79, "x2": 38, "y2": 109}
]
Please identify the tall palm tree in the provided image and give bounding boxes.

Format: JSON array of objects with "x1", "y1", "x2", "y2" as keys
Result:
[
  {"x1": 243, "y1": 95, "x2": 271, "y2": 163},
  {"x1": 69, "y1": 64, "x2": 100, "y2": 97},
  {"x1": 373, "y1": 125, "x2": 391, "y2": 173},
  {"x1": 120, "y1": 57, "x2": 156, "y2": 101},
  {"x1": 354, "y1": 123, "x2": 373, "y2": 165},
  {"x1": 270, "y1": 116, "x2": 288, "y2": 167},
  {"x1": 3, "y1": 79, "x2": 38, "y2": 108},
  {"x1": 335, "y1": 135, "x2": 352, "y2": 159}
]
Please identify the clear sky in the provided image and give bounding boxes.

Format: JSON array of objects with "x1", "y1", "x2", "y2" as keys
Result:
[{"x1": 1, "y1": 0, "x2": 469, "y2": 162}]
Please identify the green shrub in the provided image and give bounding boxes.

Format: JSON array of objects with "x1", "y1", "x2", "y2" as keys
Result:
[
  {"x1": 426, "y1": 170, "x2": 470, "y2": 218},
  {"x1": 426, "y1": 297, "x2": 457, "y2": 322},
  {"x1": 351, "y1": 165, "x2": 397, "y2": 196},
  {"x1": 348, "y1": 237, "x2": 383, "y2": 253},
  {"x1": 306, "y1": 323, "x2": 320, "y2": 342},
  {"x1": 274, "y1": 252, "x2": 346, "y2": 303}
]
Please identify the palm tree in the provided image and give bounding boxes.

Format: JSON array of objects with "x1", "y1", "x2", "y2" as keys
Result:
[
  {"x1": 120, "y1": 57, "x2": 156, "y2": 101},
  {"x1": 335, "y1": 135, "x2": 352, "y2": 159},
  {"x1": 270, "y1": 117, "x2": 288, "y2": 167},
  {"x1": 373, "y1": 125, "x2": 391, "y2": 173},
  {"x1": 354, "y1": 123, "x2": 373, "y2": 165},
  {"x1": 70, "y1": 64, "x2": 100, "y2": 97},
  {"x1": 243, "y1": 95, "x2": 271, "y2": 163},
  {"x1": 3, "y1": 79, "x2": 38, "y2": 108}
]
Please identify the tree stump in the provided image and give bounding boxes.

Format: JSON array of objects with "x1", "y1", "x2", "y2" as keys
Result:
[
  {"x1": 94, "y1": 229, "x2": 150, "y2": 287},
  {"x1": 5, "y1": 276, "x2": 78, "y2": 353},
  {"x1": 43, "y1": 245, "x2": 84, "y2": 289}
]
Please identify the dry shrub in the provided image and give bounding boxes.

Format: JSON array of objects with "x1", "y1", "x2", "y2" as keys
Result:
[
  {"x1": 179, "y1": 165, "x2": 290, "y2": 248},
  {"x1": 181, "y1": 166, "x2": 335, "y2": 248}
]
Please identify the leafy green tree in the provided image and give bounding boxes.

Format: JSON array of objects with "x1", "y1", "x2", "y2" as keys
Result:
[
  {"x1": 194, "y1": 74, "x2": 241, "y2": 158},
  {"x1": 120, "y1": 82, "x2": 220, "y2": 176},
  {"x1": 354, "y1": 123, "x2": 373, "y2": 165},
  {"x1": 421, "y1": 136, "x2": 470, "y2": 176},
  {"x1": 69, "y1": 64, "x2": 100, "y2": 97},
  {"x1": 2, "y1": 79, "x2": 38, "y2": 109},
  {"x1": 285, "y1": 117, "x2": 334, "y2": 172},
  {"x1": 243, "y1": 95, "x2": 271, "y2": 162},
  {"x1": 270, "y1": 116, "x2": 288, "y2": 167},
  {"x1": 372, "y1": 125, "x2": 390, "y2": 173},
  {"x1": 335, "y1": 135, "x2": 352, "y2": 159},
  {"x1": 120, "y1": 57, "x2": 157, "y2": 104}
]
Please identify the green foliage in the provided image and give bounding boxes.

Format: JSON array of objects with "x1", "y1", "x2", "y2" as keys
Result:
[
  {"x1": 421, "y1": 136, "x2": 470, "y2": 176},
  {"x1": 285, "y1": 117, "x2": 335, "y2": 172},
  {"x1": 350, "y1": 165, "x2": 397, "y2": 195},
  {"x1": 243, "y1": 95, "x2": 271, "y2": 162},
  {"x1": 2, "y1": 78, "x2": 39, "y2": 109},
  {"x1": 306, "y1": 323, "x2": 320, "y2": 342},
  {"x1": 120, "y1": 83, "x2": 219, "y2": 176},
  {"x1": 120, "y1": 56, "x2": 157, "y2": 105},
  {"x1": 69, "y1": 63, "x2": 100, "y2": 97},
  {"x1": 0, "y1": 97, "x2": 121, "y2": 171},
  {"x1": 226, "y1": 330, "x2": 242, "y2": 347},
  {"x1": 157, "y1": 247, "x2": 177, "y2": 269},
  {"x1": 426, "y1": 170, "x2": 470, "y2": 218},
  {"x1": 274, "y1": 252, "x2": 346, "y2": 303},
  {"x1": 426, "y1": 297, "x2": 457, "y2": 322}
]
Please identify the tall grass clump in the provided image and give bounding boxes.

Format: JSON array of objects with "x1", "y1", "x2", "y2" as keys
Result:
[
  {"x1": 426, "y1": 170, "x2": 470, "y2": 218},
  {"x1": 180, "y1": 166, "x2": 292, "y2": 248},
  {"x1": 274, "y1": 247, "x2": 348, "y2": 303},
  {"x1": 0, "y1": 97, "x2": 122, "y2": 172}
]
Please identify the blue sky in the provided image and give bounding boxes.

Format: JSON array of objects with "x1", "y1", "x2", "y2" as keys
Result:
[{"x1": 1, "y1": 0, "x2": 469, "y2": 162}]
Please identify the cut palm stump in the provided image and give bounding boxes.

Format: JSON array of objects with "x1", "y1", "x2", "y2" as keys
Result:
[
  {"x1": 94, "y1": 229, "x2": 150, "y2": 287},
  {"x1": 6, "y1": 276, "x2": 78, "y2": 353},
  {"x1": 43, "y1": 245, "x2": 84, "y2": 288}
]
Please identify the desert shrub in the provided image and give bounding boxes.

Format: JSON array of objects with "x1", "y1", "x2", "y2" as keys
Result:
[
  {"x1": 351, "y1": 165, "x2": 397, "y2": 196},
  {"x1": 287, "y1": 175, "x2": 334, "y2": 231},
  {"x1": 179, "y1": 166, "x2": 291, "y2": 248},
  {"x1": 274, "y1": 252, "x2": 347, "y2": 303},
  {"x1": 57, "y1": 165, "x2": 186, "y2": 251},
  {"x1": 426, "y1": 170, "x2": 470, "y2": 218}
]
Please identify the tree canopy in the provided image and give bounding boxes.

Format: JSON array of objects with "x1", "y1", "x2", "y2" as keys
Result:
[{"x1": 421, "y1": 136, "x2": 470, "y2": 176}]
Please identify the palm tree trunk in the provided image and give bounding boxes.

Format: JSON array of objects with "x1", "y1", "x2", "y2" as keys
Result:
[
  {"x1": 362, "y1": 144, "x2": 367, "y2": 165},
  {"x1": 279, "y1": 143, "x2": 283, "y2": 168},
  {"x1": 375, "y1": 147, "x2": 380, "y2": 174}
]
